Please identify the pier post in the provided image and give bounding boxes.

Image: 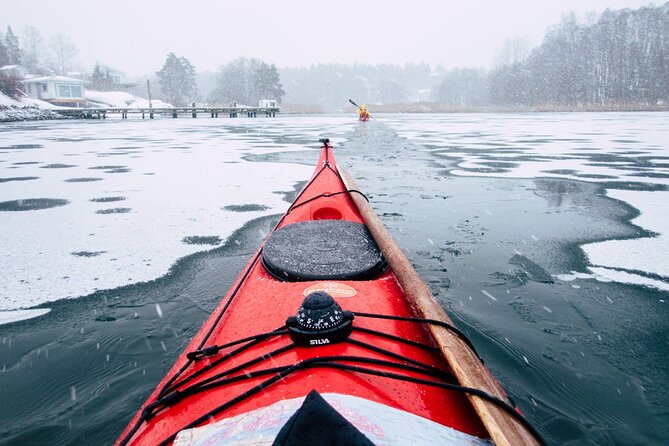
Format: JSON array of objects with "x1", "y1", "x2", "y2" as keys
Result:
[
  {"x1": 192, "y1": 102, "x2": 197, "y2": 118},
  {"x1": 147, "y1": 79, "x2": 154, "y2": 119},
  {"x1": 142, "y1": 110, "x2": 145, "y2": 119}
]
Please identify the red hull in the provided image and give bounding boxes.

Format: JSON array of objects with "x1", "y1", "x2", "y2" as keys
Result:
[{"x1": 117, "y1": 142, "x2": 505, "y2": 445}]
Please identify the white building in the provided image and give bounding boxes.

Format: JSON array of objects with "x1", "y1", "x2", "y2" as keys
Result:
[
  {"x1": 259, "y1": 99, "x2": 277, "y2": 108},
  {"x1": 22, "y1": 75, "x2": 89, "y2": 107}
]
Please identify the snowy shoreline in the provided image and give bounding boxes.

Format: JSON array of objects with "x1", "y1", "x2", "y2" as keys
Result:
[
  {"x1": 0, "y1": 106, "x2": 65, "y2": 122},
  {"x1": 3, "y1": 90, "x2": 668, "y2": 123},
  {"x1": 0, "y1": 90, "x2": 173, "y2": 122}
]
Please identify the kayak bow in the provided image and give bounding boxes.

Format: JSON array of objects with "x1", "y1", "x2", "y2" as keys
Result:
[{"x1": 117, "y1": 139, "x2": 542, "y2": 446}]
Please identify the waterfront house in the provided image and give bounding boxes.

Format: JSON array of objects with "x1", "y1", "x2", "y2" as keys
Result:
[{"x1": 22, "y1": 75, "x2": 89, "y2": 107}]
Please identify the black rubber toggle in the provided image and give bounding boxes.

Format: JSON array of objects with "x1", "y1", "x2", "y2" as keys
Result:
[
  {"x1": 186, "y1": 345, "x2": 221, "y2": 360},
  {"x1": 287, "y1": 292, "x2": 353, "y2": 347}
]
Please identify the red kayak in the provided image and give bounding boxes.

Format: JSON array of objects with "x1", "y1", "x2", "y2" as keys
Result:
[{"x1": 117, "y1": 139, "x2": 542, "y2": 446}]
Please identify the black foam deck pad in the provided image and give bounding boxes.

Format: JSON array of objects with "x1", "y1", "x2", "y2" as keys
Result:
[
  {"x1": 262, "y1": 220, "x2": 387, "y2": 282},
  {"x1": 273, "y1": 390, "x2": 375, "y2": 446}
]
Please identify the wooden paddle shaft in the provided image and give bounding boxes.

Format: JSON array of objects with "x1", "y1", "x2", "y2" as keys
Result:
[{"x1": 340, "y1": 168, "x2": 540, "y2": 446}]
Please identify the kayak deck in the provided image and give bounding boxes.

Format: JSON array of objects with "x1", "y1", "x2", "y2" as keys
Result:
[{"x1": 118, "y1": 140, "x2": 539, "y2": 445}]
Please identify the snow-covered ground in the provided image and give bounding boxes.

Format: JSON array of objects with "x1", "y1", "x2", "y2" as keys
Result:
[
  {"x1": 0, "y1": 117, "x2": 354, "y2": 324},
  {"x1": 0, "y1": 92, "x2": 63, "y2": 121},
  {"x1": 85, "y1": 90, "x2": 173, "y2": 109},
  {"x1": 0, "y1": 90, "x2": 173, "y2": 122},
  {"x1": 385, "y1": 112, "x2": 669, "y2": 291}
]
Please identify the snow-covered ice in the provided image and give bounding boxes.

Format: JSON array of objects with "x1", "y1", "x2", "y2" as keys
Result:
[
  {"x1": 0, "y1": 308, "x2": 51, "y2": 325},
  {"x1": 584, "y1": 189, "x2": 669, "y2": 290},
  {"x1": 386, "y1": 112, "x2": 669, "y2": 291},
  {"x1": 0, "y1": 117, "x2": 354, "y2": 324}
]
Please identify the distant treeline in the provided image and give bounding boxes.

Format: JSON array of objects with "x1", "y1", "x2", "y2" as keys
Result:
[
  {"x1": 280, "y1": 62, "x2": 441, "y2": 109},
  {"x1": 280, "y1": 3, "x2": 669, "y2": 111},
  {"x1": 436, "y1": 3, "x2": 669, "y2": 109}
]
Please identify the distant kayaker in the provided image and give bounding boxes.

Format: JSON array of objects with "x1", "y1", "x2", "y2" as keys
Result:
[{"x1": 357, "y1": 105, "x2": 370, "y2": 121}]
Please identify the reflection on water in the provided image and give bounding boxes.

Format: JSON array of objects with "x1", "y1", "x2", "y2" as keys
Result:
[{"x1": 534, "y1": 179, "x2": 584, "y2": 208}]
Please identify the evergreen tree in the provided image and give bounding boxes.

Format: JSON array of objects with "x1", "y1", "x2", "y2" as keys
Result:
[
  {"x1": 5, "y1": 26, "x2": 21, "y2": 65},
  {"x1": 0, "y1": 31, "x2": 21, "y2": 98},
  {"x1": 0, "y1": 37, "x2": 9, "y2": 66},
  {"x1": 156, "y1": 52, "x2": 196, "y2": 106},
  {"x1": 89, "y1": 62, "x2": 114, "y2": 91},
  {"x1": 254, "y1": 62, "x2": 285, "y2": 103},
  {"x1": 179, "y1": 56, "x2": 196, "y2": 101}
]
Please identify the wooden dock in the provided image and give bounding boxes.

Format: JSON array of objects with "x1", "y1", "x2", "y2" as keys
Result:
[{"x1": 55, "y1": 105, "x2": 279, "y2": 119}]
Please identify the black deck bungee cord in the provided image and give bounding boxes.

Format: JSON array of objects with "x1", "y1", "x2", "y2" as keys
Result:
[
  {"x1": 345, "y1": 337, "x2": 457, "y2": 381},
  {"x1": 153, "y1": 356, "x2": 547, "y2": 446},
  {"x1": 159, "y1": 327, "x2": 286, "y2": 397},
  {"x1": 122, "y1": 314, "x2": 545, "y2": 446},
  {"x1": 352, "y1": 325, "x2": 441, "y2": 353},
  {"x1": 144, "y1": 343, "x2": 298, "y2": 419},
  {"x1": 283, "y1": 189, "x2": 370, "y2": 214},
  {"x1": 354, "y1": 311, "x2": 484, "y2": 363},
  {"x1": 186, "y1": 327, "x2": 289, "y2": 360},
  {"x1": 119, "y1": 311, "x2": 453, "y2": 444},
  {"x1": 152, "y1": 355, "x2": 461, "y2": 446},
  {"x1": 146, "y1": 331, "x2": 454, "y2": 420},
  {"x1": 146, "y1": 352, "x2": 451, "y2": 423}
]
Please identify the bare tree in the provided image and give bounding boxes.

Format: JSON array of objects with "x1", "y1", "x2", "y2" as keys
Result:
[
  {"x1": 50, "y1": 33, "x2": 77, "y2": 75},
  {"x1": 493, "y1": 36, "x2": 532, "y2": 67}
]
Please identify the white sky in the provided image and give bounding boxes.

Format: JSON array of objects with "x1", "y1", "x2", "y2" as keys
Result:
[{"x1": 0, "y1": 0, "x2": 658, "y2": 76}]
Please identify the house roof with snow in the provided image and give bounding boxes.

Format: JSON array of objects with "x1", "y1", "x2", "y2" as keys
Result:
[{"x1": 22, "y1": 75, "x2": 89, "y2": 84}]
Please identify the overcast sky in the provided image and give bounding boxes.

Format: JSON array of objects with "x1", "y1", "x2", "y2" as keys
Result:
[{"x1": 1, "y1": 0, "x2": 658, "y2": 76}]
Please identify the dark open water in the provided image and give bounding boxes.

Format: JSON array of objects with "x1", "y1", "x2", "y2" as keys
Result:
[{"x1": 1, "y1": 117, "x2": 667, "y2": 445}]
